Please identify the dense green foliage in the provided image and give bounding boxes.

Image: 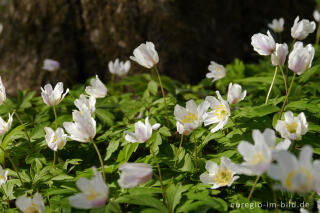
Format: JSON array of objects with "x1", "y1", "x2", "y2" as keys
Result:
[{"x1": 0, "y1": 55, "x2": 320, "y2": 212}]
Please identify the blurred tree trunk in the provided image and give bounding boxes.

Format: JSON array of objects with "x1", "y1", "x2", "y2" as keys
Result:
[{"x1": 0, "y1": 0, "x2": 315, "y2": 95}]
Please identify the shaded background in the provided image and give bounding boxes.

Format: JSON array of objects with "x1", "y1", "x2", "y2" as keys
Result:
[{"x1": 0, "y1": 0, "x2": 317, "y2": 95}]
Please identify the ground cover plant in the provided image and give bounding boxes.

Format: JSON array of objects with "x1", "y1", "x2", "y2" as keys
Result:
[{"x1": 1, "y1": 14, "x2": 320, "y2": 213}]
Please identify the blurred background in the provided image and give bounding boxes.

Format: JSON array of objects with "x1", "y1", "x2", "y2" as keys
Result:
[{"x1": 0, "y1": 0, "x2": 317, "y2": 95}]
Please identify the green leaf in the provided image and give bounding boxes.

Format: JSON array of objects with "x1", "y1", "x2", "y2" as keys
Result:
[
  {"x1": 116, "y1": 195, "x2": 168, "y2": 213},
  {"x1": 148, "y1": 81, "x2": 159, "y2": 96}
]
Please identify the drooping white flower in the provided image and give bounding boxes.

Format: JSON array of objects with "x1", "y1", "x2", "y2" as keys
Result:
[
  {"x1": 125, "y1": 117, "x2": 160, "y2": 143},
  {"x1": 275, "y1": 111, "x2": 308, "y2": 140},
  {"x1": 69, "y1": 167, "x2": 109, "y2": 209},
  {"x1": 176, "y1": 121, "x2": 192, "y2": 136},
  {"x1": 271, "y1": 43, "x2": 288, "y2": 66},
  {"x1": 267, "y1": 146, "x2": 316, "y2": 193},
  {"x1": 251, "y1": 31, "x2": 276, "y2": 56},
  {"x1": 268, "y1": 18, "x2": 285, "y2": 33},
  {"x1": 291, "y1": 16, "x2": 316, "y2": 40},
  {"x1": 85, "y1": 75, "x2": 107, "y2": 99},
  {"x1": 0, "y1": 165, "x2": 8, "y2": 186},
  {"x1": 15, "y1": 192, "x2": 45, "y2": 213},
  {"x1": 227, "y1": 83, "x2": 246, "y2": 104},
  {"x1": 288, "y1": 42, "x2": 315, "y2": 75},
  {"x1": 200, "y1": 157, "x2": 240, "y2": 189},
  {"x1": 206, "y1": 61, "x2": 226, "y2": 82},
  {"x1": 203, "y1": 91, "x2": 230, "y2": 133},
  {"x1": 0, "y1": 76, "x2": 7, "y2": 105},
  {"x1": 0, "y1": 113, "x2": 13, "y2": 135},
  {"x1": 74, "y1": 94, "x2": 96, "y2": 115},
  {"x1": 314, "y1": 10, "x2": 320, "y2": 22},
  {"x1": 130, "y1": 42, "x2": 159, "y2": 69},
  {"x1": 237, "y1": 129, "x2": 273, "y2": 175},
  {"x1": 108, "y1": 58, "x2": 131, "y2": 77},
  {"x1": 174, "y1": 100, "x2": 209, "y2": 134},
  {"x1": 42, "y1": 59, "x2": 60, "y2": 72},
  {"x1": 251, "y1": 129, "x2": 291, "y2": 160},
  {"x1": 118, "y1": 163, "x2": 152, "y2": 188},
  {"x1": 63, "y1": 109, "x2": 96, "y2": 143},
  {"x1": 41, "y1": 82, "x2": 69, "y2": 106},
  {"x1": 44, "y1": 127, "x2": 67, "y2": 151}
]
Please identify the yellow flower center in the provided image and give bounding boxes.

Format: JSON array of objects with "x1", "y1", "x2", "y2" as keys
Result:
[
  {"x1": 52, "y1": 136, "x2": 57, "y2": 143},
  {"x1": 25, "y1": 202, "x2": 39, "y2": 213},
  {"x1": 216, "y1": 67, "x2": 221, "y2": 72},
  {"x1": 0, "y1": 175, "x2": 4, "y2": 181},
  {"x1": 182, "y1": 112, "x2": 198, "y2": 124},
  {"x1": 213, "y1": 167, "x2": 233, "y2": 186},
  {"x1": 285, "y1": 168, "x2": 313, "y2": 192},
  {"x1": 214, "y1": 104, "x2": 228, "y2": 120},
  {"x1": 250, "y1": 152, "x2": 264, "y2": 165},
  {"x1": 87, "y1": 189, "x2": 97, "y2": 201},
  {"x1": 286, "y1": 122, "x2": 298, "y2": 133}
]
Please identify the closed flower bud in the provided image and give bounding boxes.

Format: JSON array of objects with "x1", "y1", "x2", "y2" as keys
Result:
[
  {"x1": 130, "y1": 42, "x2": 159, "y2": 69},
  {"x1": 227, "y1": 83, "x2": 246, "y2": 104},
  {"x1": 291, "y1": 16, "x2": 316, "y2": 40},
  {"x1": 85, "y1": 75, "x2": 107, "y2": 98},
  {"x1": 271, "y1": 43, "x2": 288, "y2": 66},
  {"x1": 251, "y1": 31, "x2": 275, "y2": 56},
  {"x1": 288, "y1": 42, "x2": 314, "y2": 75},
  {"x1": 118, "y1": 163, "x2": 152, "y2": 188},
  {"x1": 42, "y1": 59, "x2": 60, "y2": 72}
]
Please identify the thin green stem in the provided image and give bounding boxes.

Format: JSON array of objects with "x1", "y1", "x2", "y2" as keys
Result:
[
  {"x1": 193, "y1": 133, "x2": 198, "y2": 173},
  {"x1": 153, "y1": 66, "x2": 170, "y2": 127},
  {"x1": 0, "y1": 146, "x2": 23, "y2": 186},
  {"x1": 91, "y1": 140, "x2": 106, "y2": 183},
  {"x1": 265, "y1": 66, "x2": 278, "y2": 104},
  {"x1": 278, "y1": 65, "x2": 288, "y2": 95},
  {"x1": 316, "y1": 24, "x2": 320, "y2": 49},
  {"x1": 150, "y1": 147, "x2": 171, "y2": 212},
  {"x1": 289, "y1": 139, "x2": 296, "y2": 152},
  {"x1": 174, "y1": 135, "x2": 184, "y2": 168},
  {"x1": 4, "y1": 103, "x2": 33, "y2": 151},
  {"x1": 248, "y1": 175, "x2": 260, "y2": 201},
  {"x1": 52, "y1": 106, "x2": 58, "y2": 168},
  {"x1": 279, "y1": 73, "x2": 296, "y2": 119}
]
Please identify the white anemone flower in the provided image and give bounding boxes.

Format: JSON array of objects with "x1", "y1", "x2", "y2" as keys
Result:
[
  {"x1": 271, "y1": 43, "x2": 288, "y2": 66},
  {"x1": 0, "y1": 113, "x2": 13, "y2": 136},
  {"x1": 251, "y1": 31, "x2": 276, "y2": 56},
  {"x1": 268, "y1": 18, "x2": 284, "y2": 33},
  {"x1": 63, "y1": 109, "x2": 96, "y2": 143},
  {"x1": 0, "y1": 76, "x2": 6, "y2": 105},
  {"x1": 74, "y1": 94, "x2": 96, "y2": 115},
  {"x1": 85, "y1": 75, "x2": 107, "y2": 98},
  {"x1": 41, "y1": 82, "x2": 69, "y2": 106},
  {"x1": 176, "y1": 121, "x2": 192, "y2": 136},
  {"x1": 206, "y1": 61, "x2": 226, "y2": 82},
  {"x1": 288, "y1": 42, "x2": 314, "y2": 75},
  {"x1": 237, "y1": 129, "x2": 273, "y2": 175},
  {"x1": 69, "y1": 167, "x2": 109, "y2": 209},
  {"x1": 174, "y1": 99, "x2": 210, "y2": 134},
  {"x1": 118, "y1": 163, "x2": 152, "y2": 188},
  {"x1": 200, "y1": 157, "x2": 240, "y2": 189},
  {"x1": 125, "y1": 117, "x2": 160, "y2": 143},
  {"x1": 130, "y1": 42, "x2": 159, "y2": 69},
  {"x1": 15, "y1": 192, "x2": 45, "y2": 213},
  {"x1": 0, "y1": 165, "x2": 8, "y2": 186},
  {"x1": 44, "y1": 127, "x2": 67, "y2": 151},
  {"x1": 275, "y1": 111, "x2": 308, "y2": 140},
  {"x1": 203, "y1": 91, "x2": 230, "y2": 133},
  {"x1": 227, "y1": 83, "x2": 246, "y2": 104},
  {"x1": 251, "y1": 129, "x2": 291, "y2": 160},
  {"x1": 267, "y1": 146, "x2": 316, "y2": 193},
  {"x1": 291, "y1": 16, "x2": 316, "y2": 40},
  {"x1": 314, "y1": 10, "x2": 320, "y2": 22},
  {"x1": 108, "y1": 58, "x2": 131, "y2": 77},
  {"x1": 42, "y1": 59, "x2": 60, "y2": 72}
]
